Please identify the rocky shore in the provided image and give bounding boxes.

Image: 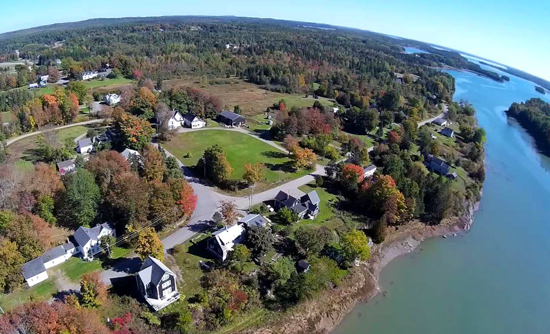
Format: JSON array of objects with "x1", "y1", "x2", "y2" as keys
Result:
[{"x1": 247, "y1": 196, "x2": 481, "y2": 334}]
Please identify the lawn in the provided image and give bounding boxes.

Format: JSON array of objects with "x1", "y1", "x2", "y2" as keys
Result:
[
  {"x1": 163, "y1": 130, "x2": 310, "y2": 193},
  {"x1": 296, "y1": 183, "x2": 339, "y2": 225},
  {"x1": 172, "y1": 234, "x2": 213, "y2": 299},
  {"x1": 270, "y1": 95, "x2": 335, "y2": 109},
  {"x1": 0, "y1": 279, "x2": 57, "y2": 311},
  {"x1": 84, "y1": 77, "x2": 133, "y2": 90}
]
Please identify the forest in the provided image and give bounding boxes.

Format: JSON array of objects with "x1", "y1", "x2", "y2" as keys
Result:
[{"x1": 506, "y1": 98, "x2": 550, "y2": 155}]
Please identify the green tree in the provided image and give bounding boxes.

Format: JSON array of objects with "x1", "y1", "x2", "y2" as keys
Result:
[
  {"x1": 266, "y1": 256, "x2": 296, "y2": 287},
  {"x1": 340, "y1": 229, "x2": 370, "y2": 265},
  {"x1": 230, "y1": 244, "x2": 251, "y2": 272},
  {"x1": 80, "y1": 272, "x2": 107, "y2": 308},
  {"x1": 277, "y1": 207, "x2": 299, "y2": 225},
  {"x1": 364, "y1": 109, "x2": 379, "y2": 133},
  {"x1": 0, "y1": 238, "x2": 25, "y2": 292},
  {"x1": 60, "y1": 168, "x2": 101, "y2": 227},
  {"x1": 136, "y1": 227, "x2": 164, "y2": 261},
  {"x1": 67, "y1": 81, "x2": 87, "y2": 102},
  {"x1": 34, "y1": 195, "x2": 56, "y2": 225},
  {"x1": 246, "y1": 225, "x2": 274, "y2": 256},
  {"x1": 294, "y1": 226, "x2": 332, "y2": 256},
  {"x1": 380, "y1": 90, "x2": 402, "y2": 111},
  {"x1": 100, "y1": 235, "x2": 116, "y2": 259},
  {"x1": 202, "y1": 145, "x2": 234, "y2": 184}
]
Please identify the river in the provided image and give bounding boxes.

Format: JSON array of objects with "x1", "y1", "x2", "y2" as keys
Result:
[{"x1": 332, "y1": 68, "x2": 550, "y2": 334}]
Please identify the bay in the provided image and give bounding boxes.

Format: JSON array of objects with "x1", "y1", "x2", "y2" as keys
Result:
[{"x1": 332, "y1": 68, "x2": 550, "y2": 334}]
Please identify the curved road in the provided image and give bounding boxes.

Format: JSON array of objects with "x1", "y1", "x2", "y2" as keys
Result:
[{"x1": 5, "y1": 119, "x2": 105, "y2": 147}]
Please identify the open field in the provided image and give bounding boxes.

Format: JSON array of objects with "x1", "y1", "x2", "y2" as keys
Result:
[
  {"x1": 32, "y1": 77, "x2": 134, "y2": 96},
  {"x1": 163, "y1": 77, "x2": 336, "y2": 116},
  {"x1": 163, "y1": 130, "x2": 310, "y2": 193}
]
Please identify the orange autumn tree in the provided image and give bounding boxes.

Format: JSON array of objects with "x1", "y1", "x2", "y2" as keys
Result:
[
  {"x1": 177, "y1": 180, "x2": 198, "y2": 218},
  {"x1": 114, "y1": 111, "x2": 155, "y2": 150},
  {"x1": 361, "y1": 175, "x2": 407, "y2": 224},
  {"x1": 341, "y1": 163, "x2": 365, "y2": 184},
  {"x1": 291, "y1": 146, "x2": 317, "y2": 170}
]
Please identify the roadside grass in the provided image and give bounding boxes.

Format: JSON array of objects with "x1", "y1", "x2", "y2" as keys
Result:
[{"x1": 163, "y1": 130, "x2": 310, "y2": 193}]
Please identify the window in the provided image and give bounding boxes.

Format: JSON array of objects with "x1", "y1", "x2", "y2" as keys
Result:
[{"x1": 162, "y1": 280, "x2": 171, "y2": 289}]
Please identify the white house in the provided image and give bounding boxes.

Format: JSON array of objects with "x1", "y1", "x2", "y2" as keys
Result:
[
  {"x1": 77, "y1": 138, "x2": 93, "y2": 154},
  {"x1": 104, "y1": 93, "x2": 121, "y2": 106},
  {"x1": 182, "y1": 113, "x2": 206, "y2": 129},
  {"x1": 21, "y1": 241, "x2": 77, "y2": 286},
  {"x1": 207, "y1": 224, "x2": 246, "y2": 261},
  {"x1": 332, "y1": 107, "x2": 340, "y2": 114},
  {"x1": 121, "y1": 148, "x2": 140, "y2": 161},
  {"x1": 81, "y1": 71, "x2": 98, "y2": 80},
  {"x1": 73, "y1": 223, "x2": 116, "y2": 261},
  {"x1": 363, "y1": 164, "x2": 377, "y2": 178},
  {"x1": 57, "y1": 160, "x2": 76, "y2": 175},
  {"x1": 166, "y1": 110, "x2": 184, "y2": 130},
  {"x1": 29, "y1": 83, "x2": 39, "y2": 89},
  {"x1": 433, "y1": 118, "x2": 448, "y2": 126},
  {"x1": 40, "y1": 75, "x2": 49, "y2": 82},
  {"x1": 136, "y1": 257, "x2": 180, "y2": 311}
]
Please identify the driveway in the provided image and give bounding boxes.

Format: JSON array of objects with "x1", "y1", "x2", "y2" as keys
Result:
[{"x1": 5, "y1": 119, "x2": 104, "y2": 146}]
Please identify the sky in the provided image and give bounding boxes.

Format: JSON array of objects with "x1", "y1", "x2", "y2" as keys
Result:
[{"x1": 1, "y1": 0, "x2": 549, "y2": 81}]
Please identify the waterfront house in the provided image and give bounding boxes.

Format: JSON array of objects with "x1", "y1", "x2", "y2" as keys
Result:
[
  {"x1": 441, "y1": 127, "x2": 455, "y2": 138},
  {"x1": 274, "y1": 190, "x2": 321, "y2": 219},
  {"x1": 218, "y1": 111, "x2": 246, "y2": 127},
  {"x1": 424, "y1": 154, "x2": 451, "y2": 176},
  {"x1": 183, "y1": 113, "x2": 206, "y2": 129},
  {"x1": 136, "y1": 257, "x2": 180, "y2": 311}
]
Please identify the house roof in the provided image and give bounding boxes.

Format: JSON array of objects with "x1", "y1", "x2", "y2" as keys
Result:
[
  {"x1": 434, "y1": 118, "x2": 447, "y2": 125},
  {"x1": 57, "y1": 160, "x2": 74, "y2": 169},
  {"x1": 297, "y1": 259, "x2": 310, "y2": 271},
  {"x1": 121, "y1": 148, "x2": 140, "y2": 160},
  {"x1": 77, "y1": 138, "x2": 92, "y2": 147},
  {"x1": 301, "y1": 190, "x2": 320, "y2": 205},
  {"x1": 138, "y1": 256, "x2": 175, "y2": 286},
  {"x1": 441, "y1": 127, "x2": 454, "y2": 136},
  {"x1": 291, "y1": 203, "x2": 308, "y2": 215},
  {"x1": 183, "y1": 112, "x2": 199, "y2": 122},
  {"x1": 62, "y1": 242, "x2": 76, "y2": 251},
  {"x1": 238, "y1": 214, "x2": 268, "y2": 228},
  {"x1": 213, "y1": 224, "x2": 245, "y2": 246},
  {"x1": 41, "y1": 245, "x2": 67, "y2": 263},
  {"x1": 363, "y1": 164, "x2": 377, "y2": 173},
  {"x1": 73, "y1": 223, "x2": 112, "y2": 247},
  {"x1": 220, "y1": 110, "x2": 243, "y2": 121},
  {"x1": 22, "y1": 257, "x2": 46, "y2": 280}
]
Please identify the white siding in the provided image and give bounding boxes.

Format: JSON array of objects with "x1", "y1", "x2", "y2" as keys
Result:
[{"x1": 27, "y1": 272, "x2": 49, "y2": 287}]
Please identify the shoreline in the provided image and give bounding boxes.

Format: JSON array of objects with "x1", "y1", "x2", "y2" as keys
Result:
[{"x1": 247, "y1": 195, "x2": 481, "y2": 334}]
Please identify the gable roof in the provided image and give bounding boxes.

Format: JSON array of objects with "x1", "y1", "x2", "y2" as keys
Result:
[
  {"x1": 301, "y1": 190, "x2": 320, "y2": 205},
  {"x1": 213, "y1": 224, "x2": 245, "y2": 246},
  {"x1": 220, "y1": 110, "x2": 243, "y2": 121},
  {"x1": 41, "y1": 245, "x2": 67, "y2": 263},
  {"x1": 238, "y1": 214, "x2": 268, "y2": 228},
  {"x1": 77, "y1": 138, "x2": 92, "y2": 147},
  {"x1": 434, "y1": 118, "x2": 447, "y2": 125},
  {"x1": 363, "y1": 164, "x2": 377, "y2": 173},
  {"x1": 183, "y1": 112, "x2": 200, "y2": 122},
  {"x1": 57, "y1": 160, "x2": 74, "y2": 169},
  {"x1": 441, "y1": 127, "x2": 454, "y2": 136},
  {"x1": 121, "y1": 148, "x2": 140, "y2": 160},
  {"x1": 138, "y1": 257, "x2": 175, "y2": 286},
  {"x1": 22, "y1": 257, "x2": 46, "y2": 280},
  {"x1": 73, "y1": 223, "x2": 112, "y2": 247}
]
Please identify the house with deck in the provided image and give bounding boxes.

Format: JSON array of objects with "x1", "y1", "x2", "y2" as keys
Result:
[{"x1": 136, "y1": 257, "x2": 180, "y2": 311}]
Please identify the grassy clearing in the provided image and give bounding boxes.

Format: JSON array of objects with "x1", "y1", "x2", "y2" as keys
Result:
[
  {"x1": 84, "y1": 77, "x2": 134, "y2": 90},
  {"x1": 296, "y1": 183, "x2": 339, "y2": 225},
  {"x1": 59, "y1": 257, "x2": 102, "y2": 281},
  {"x1": 0, "y1": 279, "x2": 57, "y2": 311},
  {"x1": 163, "y1": 130, "x2": 310, "y2": 193},
  {"x1": 172, "y1": 234, "x2": 212, "y2": 299}
]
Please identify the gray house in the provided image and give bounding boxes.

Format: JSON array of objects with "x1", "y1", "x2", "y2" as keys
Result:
[
  {"x1": 440, "y1": 127, "x2": 455, "y2": 138},
  {"x1": 57, "y1": 160, "x2": 75, "y2": 175},
  {"x1": 136, "y1": 257, "x2": 180, "y2": 311},
  {"x1": 274, "y1": 190, "x2": 320, "y2": 219},
  {"x1": 218, "y1": 111, "x2": 246, "y2": 127},
  {"x1": 425, "y1": 155, "x2": 451, "y2": 176}
]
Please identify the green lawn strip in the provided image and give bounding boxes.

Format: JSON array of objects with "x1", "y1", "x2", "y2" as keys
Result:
[
  {"x1": 214, "y1": 308, "x2": 270, "y2": 334},
  {"x1": 272, "y1": 95, "x2": 335, "y2": 109},
  {"x1": 84, "y1": 78, "x2": 133, "y2": 90},
  {"x1": 59, "y1": 257, "x2": 102, "y2": 281},
  {"x1": 163, "y1": 130, "x2": 309, "y2": 186},
  {"x1": 14, "y1": 160, "x2": 34, "y2": 171},
  {"x1": 172, "y1": 234, "x2": 211, "y2": 299},
  {"x1": 0, "y1": 280, "x2": 57, "y2": 311},
  {"x1": 206, "y1": 119, "x2": 222, "y2": 128}
]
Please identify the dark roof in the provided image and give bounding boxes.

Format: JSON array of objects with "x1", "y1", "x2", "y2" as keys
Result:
[
  {"x1": 301, "y1": 190, "x2": 320, "y2": 205},
  {"x1": 434, "y1": 118, "x2": 447, "y2": 125},
  {"x1": 57, "y1": 160, "x2": 74, "y2": 169},
  {"x1": 297, "y1": 260, "x2": 310, "y2": 272},
  {"x1": 291, "y1": 203, "x2": 308, "y2": 215},
  {"x1": 441, "y1": 127, "x2": 454, "y2": 137},
  {"x1": 41, "y1": 245, "x2": 67, "y2": 263},
  {"x1": 183, "y1": 112, "x2": 198, "y2": 122},
  {"x1": 73, "y1": 227, "x2": 92, "y2": 247},
  {"x1": 274, "y1": 191, "x2": 289, "y2": 202},
  {"x1": 219, "y1": 111, "x2": 243, "y2": 121},
  {"x1": 138, "y1": 257, "x2": 174, "y2": 286},
  {"x1": 22, "y1": 257, "x2": 46, "y2": 279},
  {"x1": 78, "y1": 138, "x2": 92, "y2": 147},
  {"x1": 62, "y1": 242, "x2": 76, "y2": 251},
  {"x1": 425, "y1": 155, "x2": 450, "y2": 175}
]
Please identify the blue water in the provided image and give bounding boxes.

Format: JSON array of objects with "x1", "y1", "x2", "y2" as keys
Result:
[
  {"x1": 333, "y1": 69, "x2": 550, "y2": 334},
  {"x1": 403, "y1": 46, "x2": 431, "y2": 54}
]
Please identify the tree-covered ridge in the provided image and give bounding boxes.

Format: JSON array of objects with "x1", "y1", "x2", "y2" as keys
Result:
[{"x1": 506, "y1": 98, "x2": 550, "y2": 154}]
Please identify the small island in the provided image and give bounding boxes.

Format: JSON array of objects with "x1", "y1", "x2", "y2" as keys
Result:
[{"x1": 535, "y1": 86, "x2": 546, "y2": 94}]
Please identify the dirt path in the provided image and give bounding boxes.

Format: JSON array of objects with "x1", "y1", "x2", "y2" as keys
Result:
[{"x1": 5, "y1": 119, "x2": 104, "y2": 147}]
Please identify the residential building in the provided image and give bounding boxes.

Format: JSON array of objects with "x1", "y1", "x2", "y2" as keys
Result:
[
  {"x1": 77, "y1": 138, "x2": 93, "y2": 154},
  {"x1": 363, "y1": 164, "x2": 377, "y2": 178},
  {"x1": 274, "y1": 190, "x2": 321, "y2": 219},
  {"x1": 21, "y1": 241, "x2": 77, "y2": 287},
  {"x1": 136, "y1": 257, "x2": 180, "y2": 311},
  {"x1": 297, "y1": 260, "x2": 310, "y2": 273},
  {"x1": 207, "y1": 224, "x2": 246, "y2": 261},
  {"x1": 81, "y1": 71, "x2": 98, "y2": 80},
  {"x1": 441, "y1": 127, "x2": 455, "y2": 138},
  {"x1": 218, "y1": 111, "x2": 246, "y2": 127},
  {"x1": 121, "y1": 148, "x2": 141, "y2": 161},
  {"x1": 332, "y1": 107, "x2": 340, "y2": 114},
  {"x1": 57, "y1": 160, "x2": 76, "y2": 175},
  {"x1": 165, "y1": 110, "x2": 184, "y2": 130},
  {"x1": 238, "y1": 214, "x2": 269, "y2": 228},
  {"x1": 22, "y1": 258, "x2": 48, "y2": 287},
  {"x1": 28, "y1": 83, "x2": 39, "y2": 89},
  {"x1": 104, "y1": 93, "x2": 121, "y2": 106},
  {"x1": 73, "y1": 223, "x2": 116, "y2": 261},
  {"x1": 182, "y1": 113, "x2": 206, "y2": 129},
  {"x1": 40, "y1": 75, "x2": 49, "y2": 82},
  {"x1": 433, "y1": 118, "x2": 448, "y2": 126},
  {"x1": 424, "y1": 154, "x2": 451, "y2": 176}
]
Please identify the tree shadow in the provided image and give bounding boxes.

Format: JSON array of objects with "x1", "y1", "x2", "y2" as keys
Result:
[
  {"x1": 187, "y1": 238, "x2": 217, "y2": 260},
  {"x1": 109, "y1": 275, "x2": 141, "y2": 298},
  {"x1": 262, "y1": 151, "x2": 287, "y2": 159},
  {"x1": 101, "y1": 256, "x2": 141, "y2": 274},
  {"x1": 265, "y1": 161, "x2": 295, "y2": 173}
]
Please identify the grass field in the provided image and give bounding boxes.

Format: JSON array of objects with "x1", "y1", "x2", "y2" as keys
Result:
[
  {"x1": 33, "y1": 78, "x2": 134, "y2": 96},
  {"x1": 162, "y1": 77, "x2": 336, "y2": 116},
  {"x1": 0, "y1": 279, "x2": 57, "y2": 311},
  {"x1": 296, "y1": 183, "x2": 339, "y2": 225},
  {"x1": 172, "y1": 234, "x2": 212, "y2": 298},
  {"x1": 163, "y1": 130, "x2": 310, "y2": 193}
]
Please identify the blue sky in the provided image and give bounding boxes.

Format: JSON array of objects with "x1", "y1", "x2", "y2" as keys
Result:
[{"x1": 2, "y1": 0, "x2": 549, "y2": 81}]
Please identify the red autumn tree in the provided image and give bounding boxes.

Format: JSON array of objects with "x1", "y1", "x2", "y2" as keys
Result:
[
  {"x1": 176, "y1": 181, "x2": 197, "y2": 218},
  {"x1": 341, "y1": 163, "x2": 365, "y2": 184},
  {"x1": 308, "y1": 108, "x2": 331, "y2": 135},
  {"x1": 283, "y1": 135, "x2": 299, "y2": 153},
  {"x1": 387, "y1": 130, "x2": 402, "y2": 145},
  {"x1": 85, "y1": 151, "x2": 130, "y2": 193}
]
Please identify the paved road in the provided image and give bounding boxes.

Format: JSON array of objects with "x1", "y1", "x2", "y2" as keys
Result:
[
  {"x1": 418, "y1": 103, "x2": 449, "y2": 128},
  {"x1": 5, "y1": 119, "x2": 104, "y2": 146}
]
